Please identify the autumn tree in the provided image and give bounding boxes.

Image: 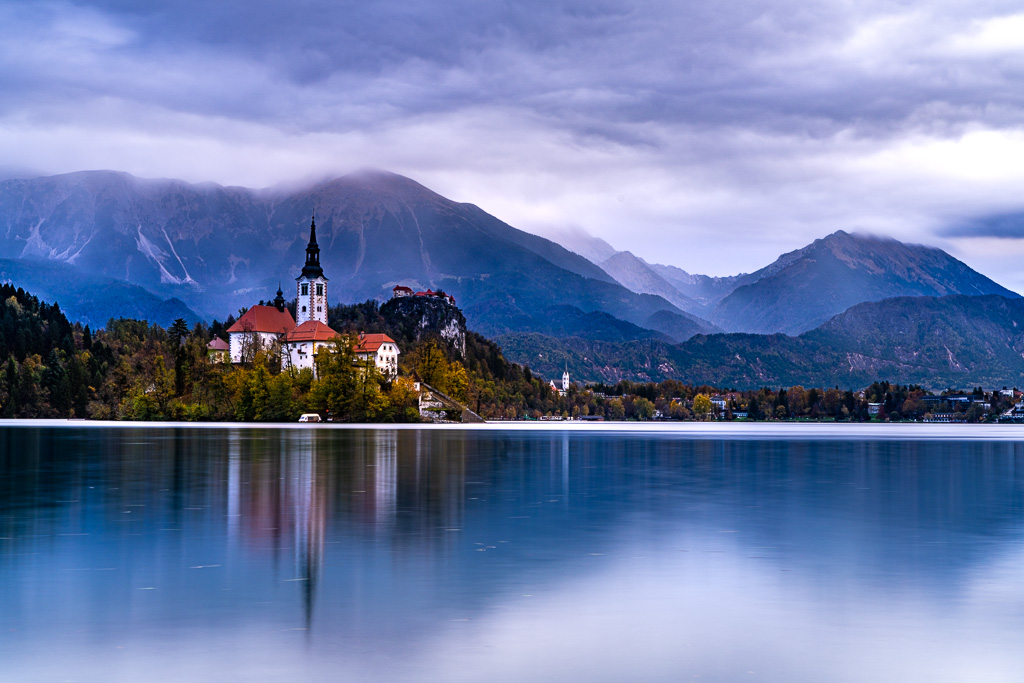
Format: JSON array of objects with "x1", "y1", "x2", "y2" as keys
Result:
[{"x1": 693, "y1": 394, "x2": 713, "y2": 421}]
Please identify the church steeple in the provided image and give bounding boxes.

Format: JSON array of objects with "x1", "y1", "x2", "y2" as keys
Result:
[
  {"x1": 273, "y1": 283, "x2": 286, "y2": 311},
  {"x1": 301, "y1": 215, "x2": 324, "y2": 279},
  {"x1": 295, "y1": 215, "x2": 328, "y2": 325}
]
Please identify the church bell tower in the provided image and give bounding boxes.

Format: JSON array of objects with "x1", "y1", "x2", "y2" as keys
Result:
[{"x1": 296, "y1": 215, "x2": 328, "y2": 325}]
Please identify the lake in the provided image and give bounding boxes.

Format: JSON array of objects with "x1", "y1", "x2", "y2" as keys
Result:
[{"x1": 2, "y1": 422, "x2": 1024, "y2": 682}]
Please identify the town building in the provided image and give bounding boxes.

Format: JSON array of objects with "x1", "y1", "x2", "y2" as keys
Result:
[
  {"x1": 226, "y1": 286, "x2": 296, "y2": 363},
  {"x1": 207, "y1": 337, "x2": 229, "y2": 363},
  {"x1": 282, "y1": 320, "x2": 341, "y2": 376},
  {"x1": 353, "y1": 332, "x2": 401, "y2": 378},
  {"x1": 550, "y1": 370, "x2": 569, "y2": 396},
  {"x1": 391, "y1": 285, "x2": 456, "y2": 306}
]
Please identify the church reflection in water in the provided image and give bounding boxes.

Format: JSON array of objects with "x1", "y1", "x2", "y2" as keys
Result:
[{"x1": 223, "y1": 429, "x2": 468, "y2": 632}]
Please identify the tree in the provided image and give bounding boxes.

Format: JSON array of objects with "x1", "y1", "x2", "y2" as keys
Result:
[
  {"x1": 238, "y1": 325, "x2": 262, "y2": 366},
  {"x1": 634, "y1": 397, "x2": 655, "y2": 420},
  {"x1": 386, "y1": 377, "x2": 421, "y2": 422},
  {"x1": 417, "y1": 341, "x2": 449, "y2": 390},
  {"x1": 266, "y1": 372, "x2": 296, "y2": 421},
  {"x1": 446, "y1": 362, "x2": 469, "y2": 403},
  {"x1": 308, "y1": 336, "x2": 359, "y2": 420},
  {"x1": 168, "y1": 318, "x2": 190, "y2": 347},
  {"x1": 693, "y1": 394, "x2": 713, "y2": 421},
  {"x1": 965, "y1": 403, "x2": 986, "y2": 423},
  {"x1": 608, "y1": 398, "x2": 625, "y2": 420}
]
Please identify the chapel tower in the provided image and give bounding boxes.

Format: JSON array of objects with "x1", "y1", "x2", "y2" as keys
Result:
[{"x1": 296, "y1": 216, "x2": 328, "y2": 325}]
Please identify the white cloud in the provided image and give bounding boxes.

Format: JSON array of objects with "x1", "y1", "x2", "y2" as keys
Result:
[{"x1": 948, "y1": 13, "x2": 1024, "y2": 55}]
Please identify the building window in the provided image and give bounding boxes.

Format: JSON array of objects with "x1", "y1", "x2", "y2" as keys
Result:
[
  {"x1": 316, "y1": 284, "x2": 323, "y2": 296},
  {"x1": 302, "y1": 306, "x2": 306, "y2": 313},
  {"x1": 317, "y1": 306, "x2": 321, "y2": 312},
  {"x1": 301, "y1": 283, "x2": 309, "y2": 296}
]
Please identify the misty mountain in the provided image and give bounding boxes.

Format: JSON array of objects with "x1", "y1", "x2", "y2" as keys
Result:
[
  {"x1": 644, "y1": 262, "x2": 746, "y2": 307},
  {"x1": 498, "y1": 294, "x2": 1024, "y2": 389},
  {"x1": 0, "y1": 170, "x2": 712, "y2": 339},
  {"x1": 0, "y1": 258, "x2": 200, "y2": 328},
  {"x1": 709, "y1": 231, "x2": 1018, "y2": 334},
  {"x1": 545, "y1": 227, "x2": 619, "y2": 265},
  {"x1": 598, "y1": 251, "x2": 704, "y2": 315}
]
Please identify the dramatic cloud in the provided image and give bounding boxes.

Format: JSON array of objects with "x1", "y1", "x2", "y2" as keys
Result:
[{"x1": 3, "y1": 0, "x2": 1024, "y2": 288}]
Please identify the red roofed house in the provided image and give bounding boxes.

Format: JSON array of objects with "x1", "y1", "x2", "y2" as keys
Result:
[
  {"x1": 353, "y1": 332, "x2": 400, "y2": 378},
  {"x1": 282, "y1": 320, "x2": 342, "y2": 375},
  {"x1": 207, "y1": 337, "x2": 229, "y2": 363},
  {"x1": 392, "y1": 284, "x2": 456, "y2": 306},
  {"x1": 226, "y1": 294, "x2": 296, "y2": 363}
]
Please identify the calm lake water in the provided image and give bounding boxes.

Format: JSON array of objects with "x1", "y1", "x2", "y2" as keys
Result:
[{"x1": 2, "y1": 422, "x2": 1024, "y2": 682}]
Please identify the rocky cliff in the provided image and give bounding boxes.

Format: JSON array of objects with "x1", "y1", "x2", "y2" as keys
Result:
[{"x1": 380, "y1": 295, "x2": 467, "y2": 355}]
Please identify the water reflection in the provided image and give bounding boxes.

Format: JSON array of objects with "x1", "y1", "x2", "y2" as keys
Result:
[{"x1": 1, "y1": 427, "x2": 1024, "y2": 681}]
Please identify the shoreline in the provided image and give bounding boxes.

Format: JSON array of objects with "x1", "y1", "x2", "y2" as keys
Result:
[{"x1": 2, "y1": 419, "x2": 1024, "y2": 440}]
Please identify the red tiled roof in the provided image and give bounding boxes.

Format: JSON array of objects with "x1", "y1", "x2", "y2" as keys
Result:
[
  {"x1": 353, "y1": 333, "x2": 397, "y2": 354},
  {"x1": 393, "y1": 285, "x2": 414, "y2": 292},
  {"x1": 284, "y1": 320, "x2": 341, "y2": 343},
  {"x1": 207, "y1": 337, "x2": 229, "y2": 350},
  {"x1": 226, "y1": 305, "x2": 296, "y2": 334}
]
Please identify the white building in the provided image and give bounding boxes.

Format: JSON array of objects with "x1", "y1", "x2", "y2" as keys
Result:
[
  {"x1": 296, "y1": 216, "x2": 328, "y2": 325},
  {"x1": 353, "y1": 332, "x2": 401, "y2": 378},
  {"x1": 550, "y1": 370, "x2": 570, "y2": 396},
  {"x1": 282, "y1": 320, "x2": 341, "y2": 376},
  {"x1": 226, "y1": 294, "x2": 296, "y2": 363}
]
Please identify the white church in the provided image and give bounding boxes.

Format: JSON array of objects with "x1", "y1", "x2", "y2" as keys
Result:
[
  {"x1": 550, "y1": 370, "x2": 570, "y2": 396},
  {"x1": 219, "y1": 217, "x2": 399, "y2": 377}
]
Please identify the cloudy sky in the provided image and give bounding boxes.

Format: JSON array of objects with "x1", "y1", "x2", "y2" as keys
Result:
[{"x1": 4, "y1": 1, "x2": 1024, "y2": 289}]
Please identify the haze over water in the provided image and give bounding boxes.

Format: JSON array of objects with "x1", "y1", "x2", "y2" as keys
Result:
[{"x1": 2, "y1": 424, "x2": 1024, "y2": 682}]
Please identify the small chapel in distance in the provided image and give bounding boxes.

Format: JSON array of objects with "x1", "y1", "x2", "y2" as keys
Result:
[{"x1": 216, "y1": 217, "x2": 400, "y2": 377}]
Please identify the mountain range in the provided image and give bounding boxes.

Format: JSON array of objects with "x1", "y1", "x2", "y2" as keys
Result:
[
  {"x1": 1, "y1": 168, "x2": 1021, "y2": 387},
  {"x1": 497, "y1": 295, "x2": 1024, "y2": 390},
  {"x1": 563, "y1": 230, "x2": 1018, "y2": 335},
  {"x1": 0, "y1": 170, "x2": 712, "y2": 341}
]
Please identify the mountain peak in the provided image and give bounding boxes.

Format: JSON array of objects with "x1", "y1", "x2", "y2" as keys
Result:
[{"x1": 711, "y1": 230, "x2": 1018, "y2": 335}]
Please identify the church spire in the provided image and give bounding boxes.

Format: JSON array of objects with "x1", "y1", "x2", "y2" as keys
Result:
[
  {"x1": 301, "y1": 215, "x2": 324, "y2": 279},
  {"x1": 273, "y1": 282, "x2": 286, "y2": 311}
]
